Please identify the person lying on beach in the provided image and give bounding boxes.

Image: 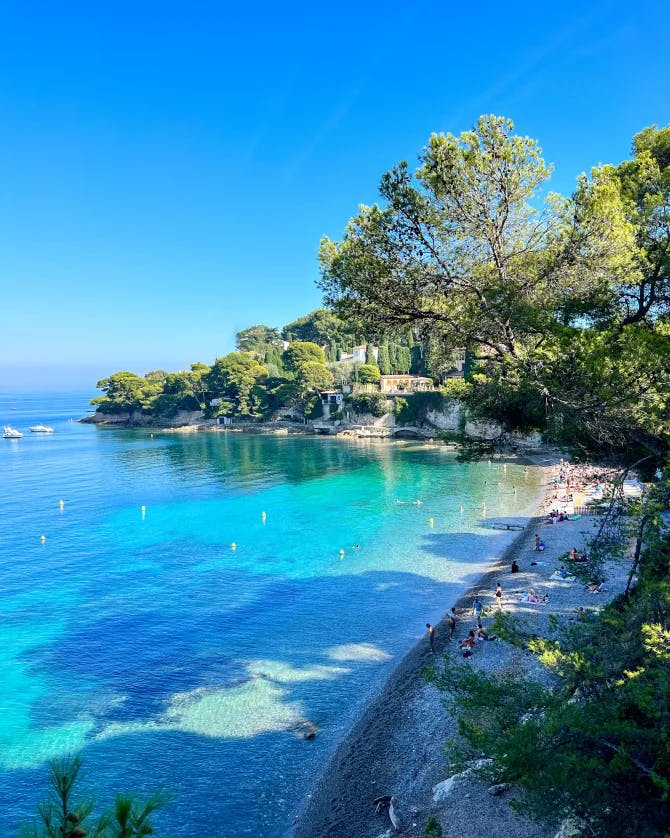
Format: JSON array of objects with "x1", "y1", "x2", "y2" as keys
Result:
[
  {"x1": 567, "y1": 550, "x2": 588, "y2": 562},
  {"x1": 586, "y1": 579, "x2": 608, "y2": 593}
]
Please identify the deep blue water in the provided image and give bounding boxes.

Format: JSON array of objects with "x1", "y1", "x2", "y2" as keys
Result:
[{"x1": 0, "y1": 393, "x2": 540, "y2": 835}]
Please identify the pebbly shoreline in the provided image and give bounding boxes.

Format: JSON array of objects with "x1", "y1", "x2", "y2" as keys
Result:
[{"x1": 292, "y1": 454, "x2": 628, "y2": 838}]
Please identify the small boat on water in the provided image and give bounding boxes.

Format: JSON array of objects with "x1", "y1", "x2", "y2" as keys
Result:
[
  {"x1": 29, "y1": 424, "x2": 54, "y2": 433},
  {"x1": 3, "y1": 425, "x2": 23, "y2": 438}
]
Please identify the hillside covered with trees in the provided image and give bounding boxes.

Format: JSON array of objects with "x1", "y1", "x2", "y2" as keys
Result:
[
  {"x1": 90, "y1": 307, "x2": 443, "y2": 422},
  {"x1": 320, "y1": 116, "x2": 670, "y2": 460}
]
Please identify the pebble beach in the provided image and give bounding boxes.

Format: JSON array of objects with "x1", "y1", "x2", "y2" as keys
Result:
[{"x1": 294, "y1": 453, "x2": 634, "y2": 838}]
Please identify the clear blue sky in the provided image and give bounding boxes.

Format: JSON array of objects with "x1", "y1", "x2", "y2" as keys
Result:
[{"x1": 1, "y1": 0, "x2": 668, "y2": 391}]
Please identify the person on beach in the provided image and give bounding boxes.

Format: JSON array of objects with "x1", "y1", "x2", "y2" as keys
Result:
[
  {"x1": 476, "y1": 620, "x2": 496, "y2": 641},
  {"x1": 511, "y1": 559, "x2": 520, "y2": 573},
  {"x1": 534, "y1": 533, "x2": 541, "y2": 551},
  {"x1": 495, "y1": 582, "x2": 503, "y2": 609},
  {"x1": 472, "y1": 598, "x2": 484, "y2": 620},
  {"x1": 448, "y1": 608, "x2": 457, "y2": 640},
  {"x1": 426, "y1": 622, "x2": 435, "y2": 652},
  {"x1": 459, "y1": 630, "x2": 476, "y2": 657}
]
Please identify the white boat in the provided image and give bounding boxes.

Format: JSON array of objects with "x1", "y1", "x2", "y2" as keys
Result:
[
  {"x1": 3, "y1": 425, "x2": 23, "y2": 438},
  {"x1": 29, "y1": 424, "x2": 54, "y2": 433}
]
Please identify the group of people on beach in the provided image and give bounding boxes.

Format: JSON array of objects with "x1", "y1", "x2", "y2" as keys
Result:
[
  {"x1": 426, "y1": 585, "x2": 502, "y2": 657},
  {"x1": 425, "y1": 456, "x2": 626, "y2": 659}
]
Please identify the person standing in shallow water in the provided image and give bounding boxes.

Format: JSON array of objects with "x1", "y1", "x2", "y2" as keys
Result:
[
  {"x1": 426, "y1": 623, "x2": 435, "y2": 652},
  {"x1": 495, "y1": 582, "x2": 503, "y2": 609}
]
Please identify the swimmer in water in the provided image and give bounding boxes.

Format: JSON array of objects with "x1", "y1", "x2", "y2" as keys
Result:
[{"x1": 352, "y1": 544, "x2": 360, "y2": 550}]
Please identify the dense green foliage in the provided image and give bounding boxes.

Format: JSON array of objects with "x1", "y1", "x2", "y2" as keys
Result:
[
  {"x1": 394, "y1": 391, "x2": 448, "y2": 424},
  {"x1": 320, "y1": 115, "x2": 670, "y2": 456},
  {"x1": 357, "y1": 364, "x2": 380, "y2": 384},
  {"x1": 234, "y1": 324, "x2": 282, "y2": 353},
  {"x1": 346, "y1": 392, "x2": 388, "y2": 417},
  {"x1": 427, "y1": 483, "x2": 670, "y2": 835}
]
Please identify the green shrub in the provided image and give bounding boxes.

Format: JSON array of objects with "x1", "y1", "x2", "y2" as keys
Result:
[
  {"x1": 440, "y1": 378, "x2": 473, "y2": 400},
  {"x1": 424, "y1": 816, "x2": 443, "y2": 838},
  {"x1": 347, "y1": 392, "x2": 388, "y2": 417},
  {"x1": 394, "y1": 391, "x2": 445, "y2": 424}
]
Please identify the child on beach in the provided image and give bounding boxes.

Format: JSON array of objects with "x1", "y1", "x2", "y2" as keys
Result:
[
  {"x1": 425, "y1": 623, "x2": 435, "y2": 652},
  {"x1": 495, "y1": 582, "x2": 503, "y2": 609}
]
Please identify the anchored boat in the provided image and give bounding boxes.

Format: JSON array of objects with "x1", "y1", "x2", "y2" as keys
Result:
[{"x1": 3, "y1": 425, "x2": 23, "y2": 438}]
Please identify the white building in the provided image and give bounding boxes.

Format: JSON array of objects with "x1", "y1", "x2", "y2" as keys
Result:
[{"x1": 338, "y1": 345, "x2": 378, "y2": 364}]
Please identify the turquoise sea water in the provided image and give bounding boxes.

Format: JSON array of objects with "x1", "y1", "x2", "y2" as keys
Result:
[{"x1": 0, "y1": 393, "x2": 540, "y2": 835}]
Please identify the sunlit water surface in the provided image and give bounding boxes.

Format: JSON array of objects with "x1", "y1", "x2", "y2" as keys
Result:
[{"x1": 0, "y1": 393, "x2": 541, "y2": 835}]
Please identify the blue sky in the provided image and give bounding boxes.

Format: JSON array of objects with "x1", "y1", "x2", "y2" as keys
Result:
[{"x1": 0, "y1": 0, "x2": 668, "y2": 391}]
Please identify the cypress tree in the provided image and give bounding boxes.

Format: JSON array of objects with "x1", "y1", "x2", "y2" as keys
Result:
[
  {"x1": 365, "y1": 344, "x2": 377, "y2": 366},
  {"x1": 410, "y1": 345, "x2": 422, "y2": 374},
  {"x1": 377, "y1": 344, "x2": 391, "y2": 375},
  {"x1": 389, "y1": 343, "x2": 400, "y2": 373}
]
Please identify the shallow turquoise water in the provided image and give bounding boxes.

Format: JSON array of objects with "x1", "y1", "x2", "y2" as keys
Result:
[{"x1": 0, "y1": 394, "x2": 540, "y2": 835}]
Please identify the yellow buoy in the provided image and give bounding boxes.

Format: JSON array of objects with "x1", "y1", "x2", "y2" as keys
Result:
[
  {"x1": 460, "y1": 505, "x2": 464, "y2": 513},
  {"x1": 231, "y1": 542, "x2": 237, "y2": 550},
  {"x1": 339, "y1": 549, "x2": 345, "y2": 557},
  {"x1": 59, "y1": 499, "x2": 64, "y2": 508},
  {"x1": 429, "y1": 517, "x2": 434, "y2": 527},
  {"x1": 40, "y1": 535, "x2": 46, "y2": 543},
  {"x1": 261, "y1": 511, "x2": 267, "y2": 520}
]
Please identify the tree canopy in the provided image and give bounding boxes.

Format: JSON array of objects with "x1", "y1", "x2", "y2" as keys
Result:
[{"x1": 319, "y1": 115, "x2": 670, "y2": 455}]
